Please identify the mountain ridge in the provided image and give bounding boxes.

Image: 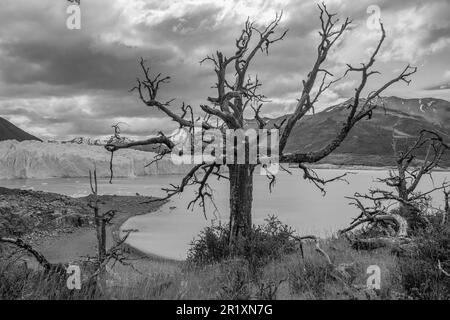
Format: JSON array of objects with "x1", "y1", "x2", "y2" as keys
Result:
[
  {"x1": 0, "y1": 117, "x2": 42, "y2": 142},
  {"x1": 263, "y1": 96, "x2": 450, "y2": 166}
]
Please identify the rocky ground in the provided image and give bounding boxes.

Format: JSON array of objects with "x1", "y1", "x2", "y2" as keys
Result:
[{"x1": 0, "y1": 187, "x2": 91, "y2": 244}]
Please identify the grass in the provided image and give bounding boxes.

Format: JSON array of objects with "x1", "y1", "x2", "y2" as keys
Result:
[
  {"x1": 0, "y1": 237, "x2": 405, "y2": 300},
  {"x1": 1, "y1": 217, "x2": 449, "y2": 300}
]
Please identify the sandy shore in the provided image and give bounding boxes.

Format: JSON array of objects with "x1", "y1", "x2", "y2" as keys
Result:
[{"x1": 35, "y1": 194, "x2": 166, "y2": 262}]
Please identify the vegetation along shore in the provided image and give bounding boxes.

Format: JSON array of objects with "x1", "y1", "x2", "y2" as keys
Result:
[{"x1": 1, "y1": 181, "x2": 449, "y2": 300}]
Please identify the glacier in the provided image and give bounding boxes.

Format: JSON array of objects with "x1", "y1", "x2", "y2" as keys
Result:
[{"x1": 0, "y1": 140, "x2": 193, "y2": 179}]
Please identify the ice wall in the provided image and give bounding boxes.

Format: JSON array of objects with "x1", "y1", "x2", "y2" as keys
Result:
[{"x1": 0, "y1": 140, "x2": 193, "y2": 179}]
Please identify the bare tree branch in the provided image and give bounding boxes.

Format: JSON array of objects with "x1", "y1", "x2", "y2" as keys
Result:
[
  {"x1": 341, "y1": 130, "x2": 449, "y2": 239},
  {"x1": 280, "y1": 19, "x2": 417, "y2": 164},
  {"x1": 0, "y1": 237, "x2": 64, "y2": 273}
]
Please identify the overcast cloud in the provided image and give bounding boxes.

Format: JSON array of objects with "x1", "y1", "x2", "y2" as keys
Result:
[{"x1": 0, "y1": 0, "x2": 449, "y2": 140}]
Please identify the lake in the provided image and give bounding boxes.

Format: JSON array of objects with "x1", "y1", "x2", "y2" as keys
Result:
[{"x1": 1, "y1": 168, "x2": 448, "y2": 260}]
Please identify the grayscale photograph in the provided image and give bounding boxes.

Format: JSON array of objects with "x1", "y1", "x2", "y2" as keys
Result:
[{"x1": 0, "y1": 0, "x2": 449, "y2": 306}]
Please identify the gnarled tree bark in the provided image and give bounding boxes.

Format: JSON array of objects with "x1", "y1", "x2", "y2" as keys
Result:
[{"x1": 228, "y1": 164, "x2": 254, "y2": 249}]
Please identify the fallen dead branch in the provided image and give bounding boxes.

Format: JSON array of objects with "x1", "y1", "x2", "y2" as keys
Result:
[
  {"x1": 289, "y1": 234, "x2": 331, "y2": 265},
  {"x1": 438, "y1": 260, "x2": 450, "y2": 277},
  {"x1": 347, "y1": 235, "x2": 413, "y2": 252},
  {"x1": 339, "y1": 130, "x2": 449, "y2": 253},
  {"x1": 0, "y1": 237, "x2": 66, "y2": 274},
  {"x1": 443, "y1": 187, "x2": 449, "y2": 226},
  {"x1": 289, "y1": 234, "x2": 364, "y2": 288}
]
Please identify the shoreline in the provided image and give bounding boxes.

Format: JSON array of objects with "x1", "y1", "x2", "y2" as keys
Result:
[
  {"x1": 80, "y1": 194, "x2": 183, "y2": 264},
  {"x1": 109, "y1": 197, "x2": 184, "y2": 263},
  {"x1": 0, "y1": 186, "x2": 179, "y2": 265},
  {"x1": 3, "y1": 163, "x2": 449, "y2": 264},
  {"x1": 1, "y1": 163, "x2": 449, "y2": 182}
]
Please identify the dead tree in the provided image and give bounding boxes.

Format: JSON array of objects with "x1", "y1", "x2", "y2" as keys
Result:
[
  {"x1": 87, "y1": 169, "x2": 120, "y2": 287},
  {"x1": 443, "y1": 187, "x2": 449, "y2": 225},
  {"x1": 88, "y1": 170, "x2": 107, "y2": 273},
  {"x1": 341, "y1": 130, "x2": 449, "y2": 239},
  {"x1": 106, "y1": 4, "x2": 416, "y2": 252},
  {"x1": 389, "y1": 130, "x2": 449, "y2": 216},
  {"x1": 86, "y1": 169, "x2": 137, "y2": 292}
]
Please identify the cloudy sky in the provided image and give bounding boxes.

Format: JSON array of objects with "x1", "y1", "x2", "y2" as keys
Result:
[{"x1": 0, "y1": 0, "x2": 449, "y2": 140}]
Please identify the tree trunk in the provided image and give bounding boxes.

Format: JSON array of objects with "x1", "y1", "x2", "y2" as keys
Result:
[
  {"x1": 94, "y1": 205, "x2": 107, "y2": 292},
  {"x1": 94, "y1": 207, "x2": 107, "y2": 263},
  {"x1": 228, "y1": 164, "x2": 254, "y2": 252},
  {"x1": 443, "y1": 190, "x2": 449, "y2": 225}
]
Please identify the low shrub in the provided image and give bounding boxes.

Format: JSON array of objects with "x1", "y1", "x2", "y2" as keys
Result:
[
  {"x1": 186, "y1": 215, "x2": 298, "y2": 273},
  {"x1": 398, "y1": 224, "x2": 450, "y2": 299}
]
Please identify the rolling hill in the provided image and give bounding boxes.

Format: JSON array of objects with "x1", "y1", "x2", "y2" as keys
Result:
[
  {"x1": 264, "y1": 96, "x2": 450, "y2": 166},
  {"x1": 0, "y1": 117, "x2": 41, "y2": 142}
]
